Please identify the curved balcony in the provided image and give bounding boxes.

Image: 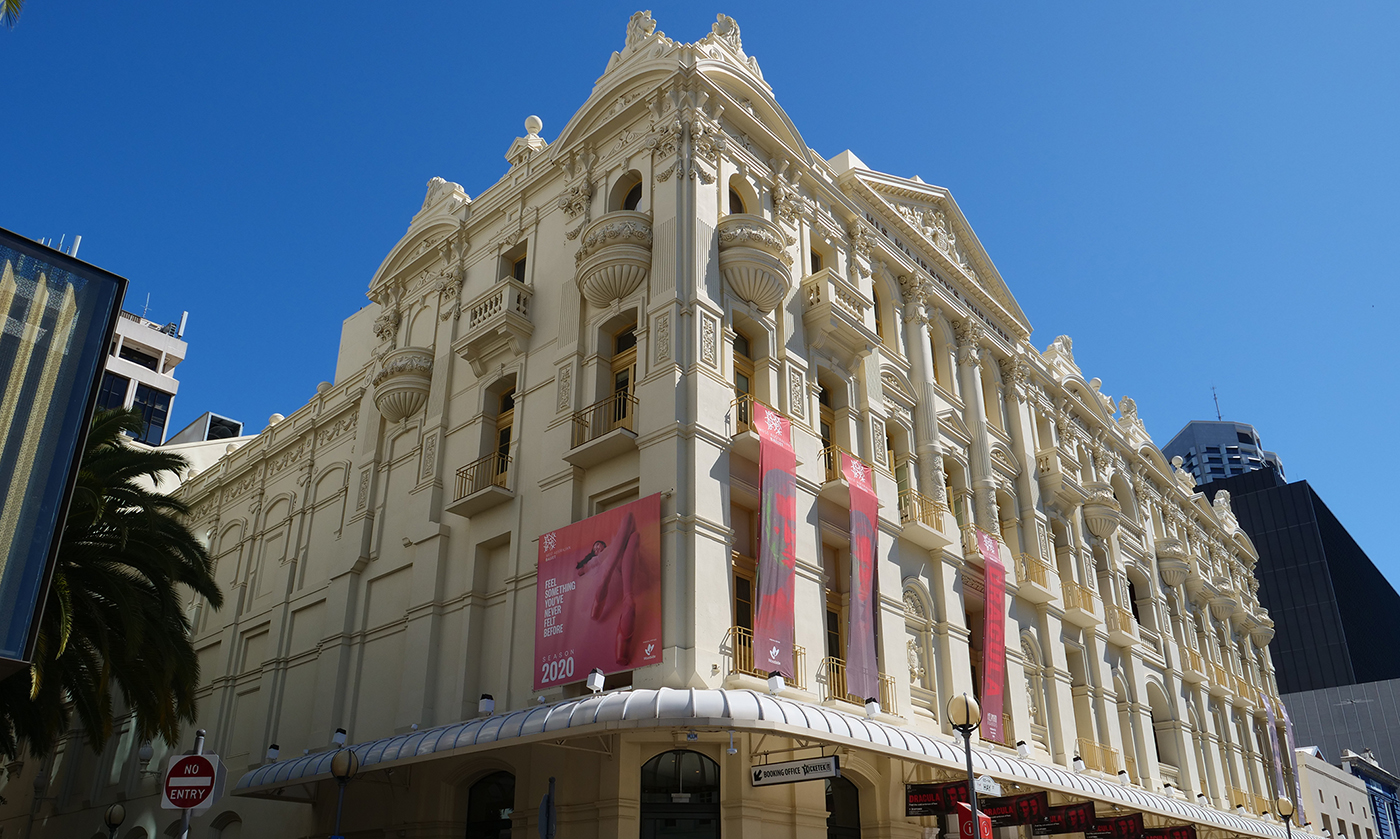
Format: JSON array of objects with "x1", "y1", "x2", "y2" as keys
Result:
[
  {"x1": 575, "y1": 211, "x2": 652, "y2": 307},
  {"x1": 1208, "y1": 578, "x2": 1239, "y2": 621},
  {"x1": 1081, "y1": 481, "x2": 1121, "y2": 538},
  {"x1": 717, "y1": 213, "x2": 793, "y2": 313},
  {"x1": 1154, "y1": 537, "x2": 1191, "y2": 587},
  {"x1": 372, "y1": 346, "x2": 433, "y2": 422},
  {"x1": 1249, "y1": 614, "x2": 1275, "y2": 647}
]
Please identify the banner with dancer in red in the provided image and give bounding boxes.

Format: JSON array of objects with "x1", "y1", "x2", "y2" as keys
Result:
[
  {"x1": 978, "y1": 529, "x2": 1008, "y2": 744},
  {"x1": 534, "y1": 494, "x2": 662, "y2": 689},
  {"x1": 753, "y1": 402, "x2": 797, "y2": 678},
  {"x1": 842, "y1": 451, "x2": 880, "y2": 704}
]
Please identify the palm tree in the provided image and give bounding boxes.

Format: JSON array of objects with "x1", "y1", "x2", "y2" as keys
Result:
[
  {"x1": 2, "y1": 0, "x2": 22, "y2": 29},
  {"x1": 0, "y1": 408, "x2": 223, "y2": 758}
]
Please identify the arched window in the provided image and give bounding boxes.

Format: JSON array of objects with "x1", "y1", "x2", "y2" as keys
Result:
[
  {"x1": 640, "y1": 750, "x2": 720, "y2": 839},
  {"x1": 729, "y1": 187, "x2": 745, "y2": 214},
  {"x1": 466, "y1": 770, "x2": 516, "y2": 839},
  {"x1": 872, "y1": 290, "x2": 885, "y2": 343},
  {"x1": 210, "y1": 813, "x2": 242, "y2": 839},
  {"x1": 623, "y1": 181, "x2": 643, "y2": 211},
  {"x1": 827, "y1": 775, "x2": 862, "y2": 838}
]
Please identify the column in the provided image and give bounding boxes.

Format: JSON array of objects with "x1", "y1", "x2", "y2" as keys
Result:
[
  {"x1": 900, "y1": 277, "x2": 947, "y2": 506},
  {"x1": 954, "y1": 317, "x2": 998, "y2": 529}
]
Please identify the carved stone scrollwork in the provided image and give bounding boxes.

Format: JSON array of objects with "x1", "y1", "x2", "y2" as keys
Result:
[
  {"x1": 575, "y1": 211, "x2": 653, "y2": 306},
  {"x1": 717, "y1": 213, "x2": 793, "y2": 313},
  {"x1": 1154, "y1": 537, "x2": 1191, "y2": 587}
]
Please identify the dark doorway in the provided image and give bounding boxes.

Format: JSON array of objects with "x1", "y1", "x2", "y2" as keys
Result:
[
  {"x1": 465, "y1": 771, "x2": 515, "y2": 839},
  {"x1": 826, "y1": 775, "x2": 861, "y2": 838},
  {"x1": 640, "y1": 749, "x2": 721, "y2": 838}
]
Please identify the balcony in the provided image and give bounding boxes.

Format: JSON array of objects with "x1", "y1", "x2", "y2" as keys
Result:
[
  {"x1": 1253, "y1": 794, "x2": 1273, "y2": 818},
  {"x1": 444, "y1": 452, "x2": 513, "y2": 518},
  {"x1": 801, "y1": 268, "x2": 878, "y2": 368},
  {"x1": 728, "y1": 394, "x2": 800, "y2": 465},
  {"x1": 721, "y1": 626, "x2": 806, "y2": 691},
  {"x1": 1081, "y1": 481, "x2": 1122, "y2": 539},
  {"x1": 898, "y1": 489, "x2": 954, "y2": 552},
  {"x1": 575, "y1": 211, "x2": 652, "y2": 307},
  {"x1": 1179, "y1": 646, "x2": 1207, "y2": 683},
  {"x1": 818, "y1": 445, "x2": 872, "y2": 507},
  {"x1": 1229, "y1": 787, "x2": 1252, "y2": 813},
  {"x1": 1155, "y1": 538, "x2": 1191, "y2": 588},
  {"x1": 817, "y1": 656, "x2": 896, "y2": 715},
  {"x1": 1034, "y1": 447, "x2": 1088, "y2": 509},
  {"x1": 1105, "y1": 604, "x2": 1139, "y2": 647},
  {"x1": 452, "y1": 279, "x2": 534, "y2": 376},
  {"x1": 717, "y1": 214, "x2": 793, "y2": 314},
  {"x1": 1231, "y1": 673, "x2": 1255, "y2": 705},
  {"x1": 372, "y1": 346, "x2": 434, "y2": 422},
  {"x1": 1075, "y1": 738, "x2": 1122, "y2": 774},
  {"x1": 1060, "y1": 577, "x2": 1100, "y2": 627},
  {"x1": 565, "y1": 391, "x2": 639, "y2": 468},
  {"x1": 1017, "y1": 553, "x2": 1056, "y2": 603},
  {"x1": 1207, "y1": 661, "x2": 1233, "y2": 697}
]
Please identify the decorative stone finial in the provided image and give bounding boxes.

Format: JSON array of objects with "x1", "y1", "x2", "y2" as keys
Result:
[
  {"x1": 525, "y1": 115, "x2": 543, "y2": 137},
  {"x1": 505, "y1": 116, "x2": 549, "y2": 166},
  {"x1": 269, "y1": 413, "x2": 284, "y2": 426}
]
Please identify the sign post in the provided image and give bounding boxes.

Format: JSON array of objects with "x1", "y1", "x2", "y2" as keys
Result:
[
  {"x1": 958, "y1": 801, "x2": 994, "y2": 839},
  {"x1": 161, "y1": 729, "x2": 225, "y2": 839}
]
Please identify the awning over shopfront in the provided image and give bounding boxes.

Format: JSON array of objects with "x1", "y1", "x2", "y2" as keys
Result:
[{"x1": 236, "y1": 688, "x2": 1300, "y2": 839}]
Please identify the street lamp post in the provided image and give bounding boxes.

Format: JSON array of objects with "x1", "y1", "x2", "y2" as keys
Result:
[
  {"x1": 103, "y1": 803, "x2": 125, "y2": 839},
  {"x1": 1278, "y1": 796, "x2": 1295, "y2": 839},
  {"x1": 330, "y1": 747, "x2": 360, "y2": 839},
  {"x1": 948, "y1": 693, "x2": 983, "y2": 827}
]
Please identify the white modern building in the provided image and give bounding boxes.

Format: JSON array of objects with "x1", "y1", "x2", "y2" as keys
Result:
[
  {"x1": 1294, "y1": 747, "x2": 1376, "y2": 839},
  {"x1": 96, "y1": 306, "x2": 187, "y2": 444},
  {"x1": 1, "y1": 12, "x2": 1319, "y2": 839}
]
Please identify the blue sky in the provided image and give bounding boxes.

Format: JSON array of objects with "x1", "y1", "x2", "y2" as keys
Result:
[{"x1": 3, "y1": 2, "x2": 1396, "y2": 585}]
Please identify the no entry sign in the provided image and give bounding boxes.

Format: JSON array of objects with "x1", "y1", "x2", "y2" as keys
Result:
[{"x1": 162, "y1": 754, "x2": 223, "y2": 812}]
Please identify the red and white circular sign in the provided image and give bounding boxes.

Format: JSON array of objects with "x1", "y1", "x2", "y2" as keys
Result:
[{"x1": 163, "y1": 755, "x2": 217, "y2": 810}]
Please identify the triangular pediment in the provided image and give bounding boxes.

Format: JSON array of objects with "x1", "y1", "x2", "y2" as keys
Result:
[{"x1": 841, "y1": 170, "x2": 1031, "y2": 339}]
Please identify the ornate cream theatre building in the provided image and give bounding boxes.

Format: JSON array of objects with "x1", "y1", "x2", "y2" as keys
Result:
[{"x1": 3, "y1": 11, "x2": 1316, "y2": 839}]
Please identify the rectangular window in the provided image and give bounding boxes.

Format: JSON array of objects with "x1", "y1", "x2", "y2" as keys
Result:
[
  {"x1": 1207, "y1": 456, "x2": 1222, "y2": 464},
  {"x1": 96, "y1": 371, "x2": 129, "y2": 411},
  {"x1": 1210, "y1": 467, "x2": 1225, "y2": 475},
  {"x1": 130, "y1": 384, "x2": 172, "y2": 445},
  {"x1": 1237, "y1": 431, "x2": 1254, "y2": 444},
  {"x1": 1206, "y1": 446, "x2": 1220, "y2": 453},
  {"x1": 118, "y1": 344, "x2": 160, "y2": 371},
  {"x1": 512, "y1": 254, "x2": 527, "y2": 281}
]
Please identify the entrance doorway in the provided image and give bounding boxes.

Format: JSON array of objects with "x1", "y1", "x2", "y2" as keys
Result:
[{"x1": 640, "y1": 750, "x2": 721, "y2": 838}]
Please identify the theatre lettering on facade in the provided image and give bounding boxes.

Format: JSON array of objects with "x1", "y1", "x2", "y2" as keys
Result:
[{"x1": 4, "y1": 12, "x2": 1322, "y2": 839}]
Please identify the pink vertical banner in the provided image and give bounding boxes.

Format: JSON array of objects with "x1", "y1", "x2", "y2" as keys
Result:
[
  {"x1": 978, "y1": 529, "x2": 1008, "y2": 744},
  {"x1": 753, "y1": 402, "x2": 797, "y2": 678},
  {"x1": 842, "y1": 452, "x2": 880, "y2": 704},
  {"x1": 1262, "y1": 694, "x2": 1289, "y2": 806},
  {"x1": 1281, "y1": 701, "x2": 1308, "y2": 825}
]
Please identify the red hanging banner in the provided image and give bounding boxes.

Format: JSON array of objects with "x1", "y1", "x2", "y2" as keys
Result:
[
  {"x1": 1086, "y1": 813, "x2": 1145, "y2": 839},
  {"x1": 842, "y1": 451, "x2": 880, "y2": 704},
  {"x1": 753, "y1": 402, "x2": 797, "y2": 678},
  {"x1": 978, "y1": 529, "x2": 1007, "y2": 744}
]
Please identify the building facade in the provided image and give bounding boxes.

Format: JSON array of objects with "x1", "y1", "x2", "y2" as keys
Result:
[
  {"x1": 0, "y1": 13, "x2": 1318, "y2": 839},
  {"x1": 1161, "y1": 422, "x2": 1284, "y2": 489},
  {"x1": 1294, "y1": 748, "x2": 1376, "y2": 839},
  {"x1": 96, "y1": 305, "x2": 188, "y2": 444},
  {"x1": 1341, "y1": 752, "x2": 1400, "y2": 839},
  {"x1": 1199, "y1": 471, "x2": 1400, "y2": 696}
]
